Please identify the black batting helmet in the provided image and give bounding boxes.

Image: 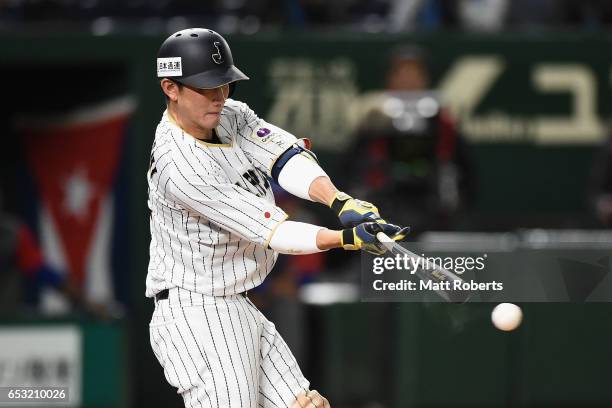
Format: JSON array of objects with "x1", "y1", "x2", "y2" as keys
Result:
[{"x1": 156, "y1": 28, "x2": 249, "y2": 96}]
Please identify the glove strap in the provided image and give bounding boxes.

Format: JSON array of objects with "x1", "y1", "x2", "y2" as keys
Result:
[
  {"x1": 340, "y1": 228, "x2": 355, "y2": 248},
  {"x1": 330, "y1": 191, "x2": 352, "y2": 214}
]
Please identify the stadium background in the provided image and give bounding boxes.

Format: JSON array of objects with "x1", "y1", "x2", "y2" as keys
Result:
[{"x1": 1, "y1": 1, "x2": 612, "y2": 407}]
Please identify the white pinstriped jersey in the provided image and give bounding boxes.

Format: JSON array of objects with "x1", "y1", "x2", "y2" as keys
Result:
[{"x1": 145, "y1": 99, "x2": 299, "y2": 297}]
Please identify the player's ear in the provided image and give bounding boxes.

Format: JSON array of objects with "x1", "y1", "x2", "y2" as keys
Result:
[{"x1": 160, "y1": 79, "x2": 180, "y2": 102}]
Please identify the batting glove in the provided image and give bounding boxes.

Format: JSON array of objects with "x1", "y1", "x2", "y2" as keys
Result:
[
  {"x1": 342, "y1": 222, "x2": 410, "y2": 255},
  {"x1": 330, "y1": 191, "x2": 385, "y2": 227}
]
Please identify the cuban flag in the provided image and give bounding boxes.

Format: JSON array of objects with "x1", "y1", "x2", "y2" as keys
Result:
[{"x1": 18, "y1": 96, "x2": 135, "y2": 312}]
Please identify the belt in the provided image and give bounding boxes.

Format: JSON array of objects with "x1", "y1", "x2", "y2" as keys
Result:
[
  {"x1": 155, "y1": 288, "x2": 247, "y2": 302},
  {"x1": 155, "y1": 289, "x2": 169, "y2": 301}
]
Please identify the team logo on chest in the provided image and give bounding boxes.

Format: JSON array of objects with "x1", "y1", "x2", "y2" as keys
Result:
[
  {"x1": 212, "y1": 41, "x2": 224, "y2": 65},
  {"x1": 236, "y1": 168, "x2": 269, "y2": 198}
]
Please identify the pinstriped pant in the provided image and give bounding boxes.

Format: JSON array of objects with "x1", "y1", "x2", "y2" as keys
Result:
[{"x1": 149, "y1": 287, "x2": 310, "y2": 407}]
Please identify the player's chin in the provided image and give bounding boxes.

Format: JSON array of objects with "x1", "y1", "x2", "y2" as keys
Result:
[{"x1": 201, "y1": 115, "x2": 221, "y2": 129}]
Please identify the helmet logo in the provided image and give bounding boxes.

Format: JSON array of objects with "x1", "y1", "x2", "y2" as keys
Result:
[{"x1": 212, "y1": 42, "x2": 224, "y2": 65}]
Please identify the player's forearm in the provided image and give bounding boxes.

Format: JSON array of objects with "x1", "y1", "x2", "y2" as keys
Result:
[
  {"x1": 268, "y1": 221, "x2": 342, "y2": 254},
  {"x1": 308, "y1": 176, "x2": 338, "y2": 206},
  {"x1": 277, "y1": 153, "x2": 337, "y2": 203},
  {"x1": 315, "y1": 228, "x2": 342, "y2": 250}
]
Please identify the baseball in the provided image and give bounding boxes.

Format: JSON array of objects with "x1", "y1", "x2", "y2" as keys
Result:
[{"x1": 491, "y1": 303, "x2": 523, "y2": 331}]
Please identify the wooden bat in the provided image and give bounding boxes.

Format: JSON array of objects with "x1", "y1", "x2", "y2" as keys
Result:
[{"x1": 376, "y1": 232, "x2": 471, "y2": 303}]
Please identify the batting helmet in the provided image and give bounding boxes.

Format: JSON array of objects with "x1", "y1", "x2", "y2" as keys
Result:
[{"x1": 156, "y1": 28, "x2": 249, "y2": 96}]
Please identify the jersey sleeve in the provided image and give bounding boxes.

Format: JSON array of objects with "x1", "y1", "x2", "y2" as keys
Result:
[
  {"x1": 168, "y1": 164, "x2": 288, "y2": 247},
  {"x1": 231, "y1": 100, "x2": 300, "y2": 177}
]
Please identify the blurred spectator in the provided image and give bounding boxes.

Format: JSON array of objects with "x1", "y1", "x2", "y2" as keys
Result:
[
  {"x1": 386, "y1": 45, "x2": 430, "y2": 90},
  {"x1": 456, "y1": 0, "x2": 508, "y2": 31},
  {"x1": 558, "y1": 0, "x2": 612, "y2": 30},
  {"x1": 506, "y1": 0, "x2": 562, "y2": 30},
  {"x1": 4, "y1": 0, "x2": 612, "y2": 32},
  {"x1": 0, "y1": 210, "x2": 60, "y2": 315},
  {"x1": 0, "y1": 199, "x2": 109, "y2": 318},
  {"x1": 344, "y1": 45, "x2": 475, "y2": 233}
]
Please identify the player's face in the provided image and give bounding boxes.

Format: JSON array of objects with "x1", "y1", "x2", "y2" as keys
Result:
[
  {"x1": 179, "y1": 83, "x2": 230, "y2": 130},
  {"x1": 386, "y1": 60, "x2": 429, "y2": 91}
]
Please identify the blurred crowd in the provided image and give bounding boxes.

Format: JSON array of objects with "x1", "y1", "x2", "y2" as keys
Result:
[{"x1": 3, "y1": 0, "x2": 612, "y2": 33}]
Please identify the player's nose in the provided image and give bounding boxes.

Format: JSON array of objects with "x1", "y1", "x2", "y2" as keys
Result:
[{"x1": 211, "y1": 86, "x2": 226, "y2": 103}]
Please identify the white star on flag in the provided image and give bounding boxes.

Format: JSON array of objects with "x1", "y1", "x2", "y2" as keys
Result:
[{"x1": 63, "y1": 168, "x2": 94, "y2": 220}]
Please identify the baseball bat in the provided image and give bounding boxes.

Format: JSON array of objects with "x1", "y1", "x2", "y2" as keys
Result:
[{"x1": 376, "y1": 232, "x2": 471, "y2": 303}]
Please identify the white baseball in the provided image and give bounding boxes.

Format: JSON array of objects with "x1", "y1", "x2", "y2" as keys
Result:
[{"x1": 491, "y1": 303, "x2": 523, "y2": 331}]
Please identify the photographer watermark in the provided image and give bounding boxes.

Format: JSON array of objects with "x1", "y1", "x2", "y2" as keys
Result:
[
  {"x1": 361, "y1": 243, "x2": 612, "y2": 303},
  {"x1": 372, "y1": 253, "x2": 487, "y2": 274}
]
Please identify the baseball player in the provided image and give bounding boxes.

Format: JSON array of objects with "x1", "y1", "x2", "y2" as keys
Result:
[{"x1": 146, "y1": 28, "x2": 408, "y2": 408}]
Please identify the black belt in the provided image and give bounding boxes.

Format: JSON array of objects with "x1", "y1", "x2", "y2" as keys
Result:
[
  {"x1": 155, "y1": 289, "x2": 169, "y2": 301},
  {"x1": 155, "y1": 288, "x2": 247, "y2": 301}
]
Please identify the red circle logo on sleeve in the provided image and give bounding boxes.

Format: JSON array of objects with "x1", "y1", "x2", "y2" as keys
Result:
[{"x1": 264, "y1": 211, "x2": 271, "y2": 219}]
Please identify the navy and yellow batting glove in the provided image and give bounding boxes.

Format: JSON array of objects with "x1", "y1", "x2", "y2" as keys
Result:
[
  {"x1": 330, "y1": 191, "x2": 385, "y2": 227},
  {"x1": 341, "y1": 222, "x2": 410, "y2": 255}
]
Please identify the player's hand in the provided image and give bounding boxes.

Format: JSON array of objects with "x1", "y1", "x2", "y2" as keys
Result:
[
  {"x1": 292, "y1": 390, "x2": 331, "y2": 408},
  {"x1": 329, "y1": 191, "x2": 384, "y2": 227},
  {"x1": 341, "y1": 221, "x2": 409, "y2": 255}
]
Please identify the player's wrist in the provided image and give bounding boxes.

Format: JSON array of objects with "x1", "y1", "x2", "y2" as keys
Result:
[
  {"x1": 306, "y1": 176, "x2": 338, "y2": 205},
  {"x1": 329, "y1": 191, "x2": 352, "y2": 213},
  {"x1": 340, "y1": 228, "x2": 358, "y2": 250},
  {"x1": 332, "y1": 193, "x2": 385, "y2": 228}
]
